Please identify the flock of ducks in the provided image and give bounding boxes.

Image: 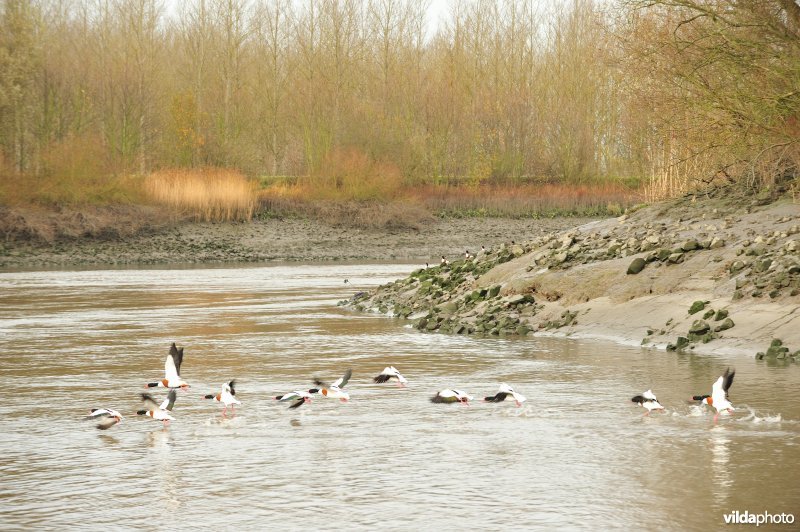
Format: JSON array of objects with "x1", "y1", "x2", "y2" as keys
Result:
[
  {"x1": 86, "y1": 344, "x2": 737, "y2": 430},
  {"x1": 632, "y1": 368, "x2": 736, "y2": 421},
  {"x1": 85, "y1": 344, "x2": 525, "y2": 430}
]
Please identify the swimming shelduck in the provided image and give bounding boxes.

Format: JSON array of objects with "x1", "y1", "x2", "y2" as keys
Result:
[
  {"x1": 137, "y1": 390, "x2": 177, "y2": 427},
  {"x1": 145, "y1": 343, "x2": 189, "y2": 389},
  {"x1": 631, "y1": 389, "x2": 664, "y2": 416},
  {"x1": 309, "y1": 369, "x2": 352, "y2": 401},
  {"x1": 431, "y1": 389, "x2": 472, "y2": 404},
  {"x1": 484, "y1": 383, "x2": 526, "y2": 406},
  {"x1": 274, "y1": 390, "x2": 314, "y2": 409},
  {"x1": 698, "y1": 368, "x2": 736, "y2": 421},
  {"x1": 373, "y1": 366, "x2": 408, "y2": 387},
  {"x1": 86, "y1": 408, "x2": 123, "y2": 430},
  {"x1": 203, "y1": 380, "x2": 241, "y2": 415}
]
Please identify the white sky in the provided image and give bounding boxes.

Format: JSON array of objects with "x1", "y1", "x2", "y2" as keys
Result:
[{"x1": 162, "y1": 0, "x2": 453, "y2": 36}]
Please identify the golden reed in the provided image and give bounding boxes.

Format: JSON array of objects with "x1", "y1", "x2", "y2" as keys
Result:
[{"x1": 144, "y1": 168, "x2": 257, "y2": 222}]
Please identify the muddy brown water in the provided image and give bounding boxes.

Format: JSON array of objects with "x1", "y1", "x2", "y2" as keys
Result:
[{"x1": 1, "y1": 263, "x2": 798, "y2": 529}]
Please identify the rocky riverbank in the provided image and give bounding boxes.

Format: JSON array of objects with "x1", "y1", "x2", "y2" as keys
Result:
[{"x1": 342, "y1": 189, "x2": 800, "y2": 361}]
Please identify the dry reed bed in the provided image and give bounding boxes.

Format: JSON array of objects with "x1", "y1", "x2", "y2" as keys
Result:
[{"x1": 144, "y1": 169, "x2": 257, "y2": 222}]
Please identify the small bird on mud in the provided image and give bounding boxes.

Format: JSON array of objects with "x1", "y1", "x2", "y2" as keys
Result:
[
  {"x1": 464, "y1": 250, "x2": 473, "y2": 260},
  {"x1": 85, "y1": 408, "x2": 123, "y2": 430},
  {"x1": 145, "y1": 343, "x2": 189, "y2": 390},
  {"x1": 309, "y1": 369, "x2": 352, "y2": 401},
  {"x1": 137, "y1": 390, "x2": 177, "y2": 427},
  {"x1": 631, "y1": 389, "x2": 664, "y2": 416},
  {"x1": 695, "y1": 368, "x2": 736, "y2": 421},
  {"x1": 373, "y1": 366, "x2": 408, "y2": 387},
  {"x1": 440, "y1": 255, "x2": 450, "y2": 266},
  {"x1": 484, "y1": 383, "x2": 526, "y2": 407},
  {"x1": 203, "y1": 380, "x2": 241, "y2": 416},
  {"x1": 431, "y1": 389, "x2": 472, "y2": 405}
]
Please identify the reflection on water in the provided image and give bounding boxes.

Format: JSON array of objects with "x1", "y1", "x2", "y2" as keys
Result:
[
  {"x1": 710, "y1": 425, "x2": 732, "y2": 504},
  {"x1": 1, "y1": 263, "x2": 799, "y2": 529}
]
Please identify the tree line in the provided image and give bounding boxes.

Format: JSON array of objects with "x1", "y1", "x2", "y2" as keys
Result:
[{"x1": 1, "y1": 0, "x2": 798, "y2": 201}]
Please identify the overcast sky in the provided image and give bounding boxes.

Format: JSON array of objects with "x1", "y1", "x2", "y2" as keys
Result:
[{"x1": 162, "y1": 0, "x2": 453, "y2": 37}]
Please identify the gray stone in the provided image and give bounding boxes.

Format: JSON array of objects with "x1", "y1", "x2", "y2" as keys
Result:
[
  {"x1": 689, "y1": 320, "x2": 710, "y2": 334},
  {"x1": 441, "y1": 301, "x2": 459, "y2": 313},
  {"x1": 668, "y1": 252, "x2": 685, "y2": 264},
  {"x1": 688, "y1": 300, "x2": 707, "y2": 315},
  {"x1": 714, "y1": 318, "x2": 735, "y2": 332},
  {"x1": 681, "y1": 240, "x2": 701, "y2": 251},
  {"x1": 729, "y1": 260, "x2": 746, "y2": 273},
  {"x1": 627, "y1": 257, "x2": 646, "y2": 275},
  {"x1": 709, "y1": 237, "x2": 725, "y2": 249}
]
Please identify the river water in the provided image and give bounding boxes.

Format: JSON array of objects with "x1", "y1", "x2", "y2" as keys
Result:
[{"x1": 0, "y1": 263, "x2": 798, "y2": 529}]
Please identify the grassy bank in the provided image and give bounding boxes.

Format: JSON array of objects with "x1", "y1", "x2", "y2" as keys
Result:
[
  {"x1": 259, "y1": 178, "x2": 640, "y2": 226},
  {"x1": 1, "y1": 164, "x2": 642, "y2": 243}
]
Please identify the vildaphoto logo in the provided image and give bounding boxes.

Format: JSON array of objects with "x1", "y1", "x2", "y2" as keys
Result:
[{"x1": 724, "y1": 511, "x2": 795, "y2": 526}]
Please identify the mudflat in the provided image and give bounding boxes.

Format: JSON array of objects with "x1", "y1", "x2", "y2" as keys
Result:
[{"x1": 0, "y1": 215, "x2": 594, "y2": 268}]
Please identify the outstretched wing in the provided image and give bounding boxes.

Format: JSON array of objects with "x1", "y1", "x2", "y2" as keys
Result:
[
  {"x1": 289, "y1": 398, "x2": 306, "y2": 409},
  {"x1": 141, "y1": 393, "x2": 161, "y2": 411},
  {"x1": 485, "y1": 392, "x2": 509, "y2": 403},
  {"x1": 711, "y1": 375, "x2": 726, "y2": 403},
  {"x1": 228, "y1": 380, "x2": 237, "y2": 396},
  {"x1": 160, "y1": 389, "x2": 178, "y2": 411},
  {"x1": 722, "y1": 368, "x2": 735, "y2": 396},
  {"x1": 165, "y1": 343, "x2": 181, "y2": 381},
  {"x1": 332, "y1": 369, "x2": 352, "y2": 389}
]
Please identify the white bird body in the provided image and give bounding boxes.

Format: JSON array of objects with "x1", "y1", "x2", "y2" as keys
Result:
[
  {"x1": 146, "y1": 343, "x2": 189, "y2": 389},
  {"x1": 203, "y1": 380, "x2": 241, "y2": 414},
  {"x1": 88, "y1": 408, "x2": 123, "y2": 419},
  {"x1": 484, "y1": 383, "x2": 526, "y2": 406},
  {"x1": 704, "y1": 374, "x2": 735, "y2": 415},
  {"x1": 275, "y1": 390, "x2": 314, "y2": 409},
  {"x1": 276, "y1": 391, "x2": 313, "y2": 402},
  {"x1": 373, "y1": 366, "x2": 408, "y2": 386},
  {"x1": 311, "y1": 370, "x2": 352, "y2": 402},
  {"x1": 149, "y1": 408, "x2": 176, "y2": 422},
  {"x1": 432, "y1": 389, "x2": 473, "y2": 404},
  {"x1": 86, "y1": 408, "x2": 123, "y2": 430},
  {"x1": 318, "y1": 387, "x2": 350, "y2": 400},
  {"x1": 138, "y1": 390, "x2": 177, "y2": 426},
  {"x1": 631, "y1": 389, "x2": 664, "y2": 414}
]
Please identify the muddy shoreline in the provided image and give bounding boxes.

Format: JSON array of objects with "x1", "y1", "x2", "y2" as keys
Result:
[{"x1": 0, "y1": 216, "x2": 594, "y2": 269}]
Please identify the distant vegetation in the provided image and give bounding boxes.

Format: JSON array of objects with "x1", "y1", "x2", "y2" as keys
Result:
[
  {"x1": 0, "y1": 0, "x2": 798, "y2": 224},
  {"x1": 144, "y1": 168, "x2": 257, "y2": 222}
]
